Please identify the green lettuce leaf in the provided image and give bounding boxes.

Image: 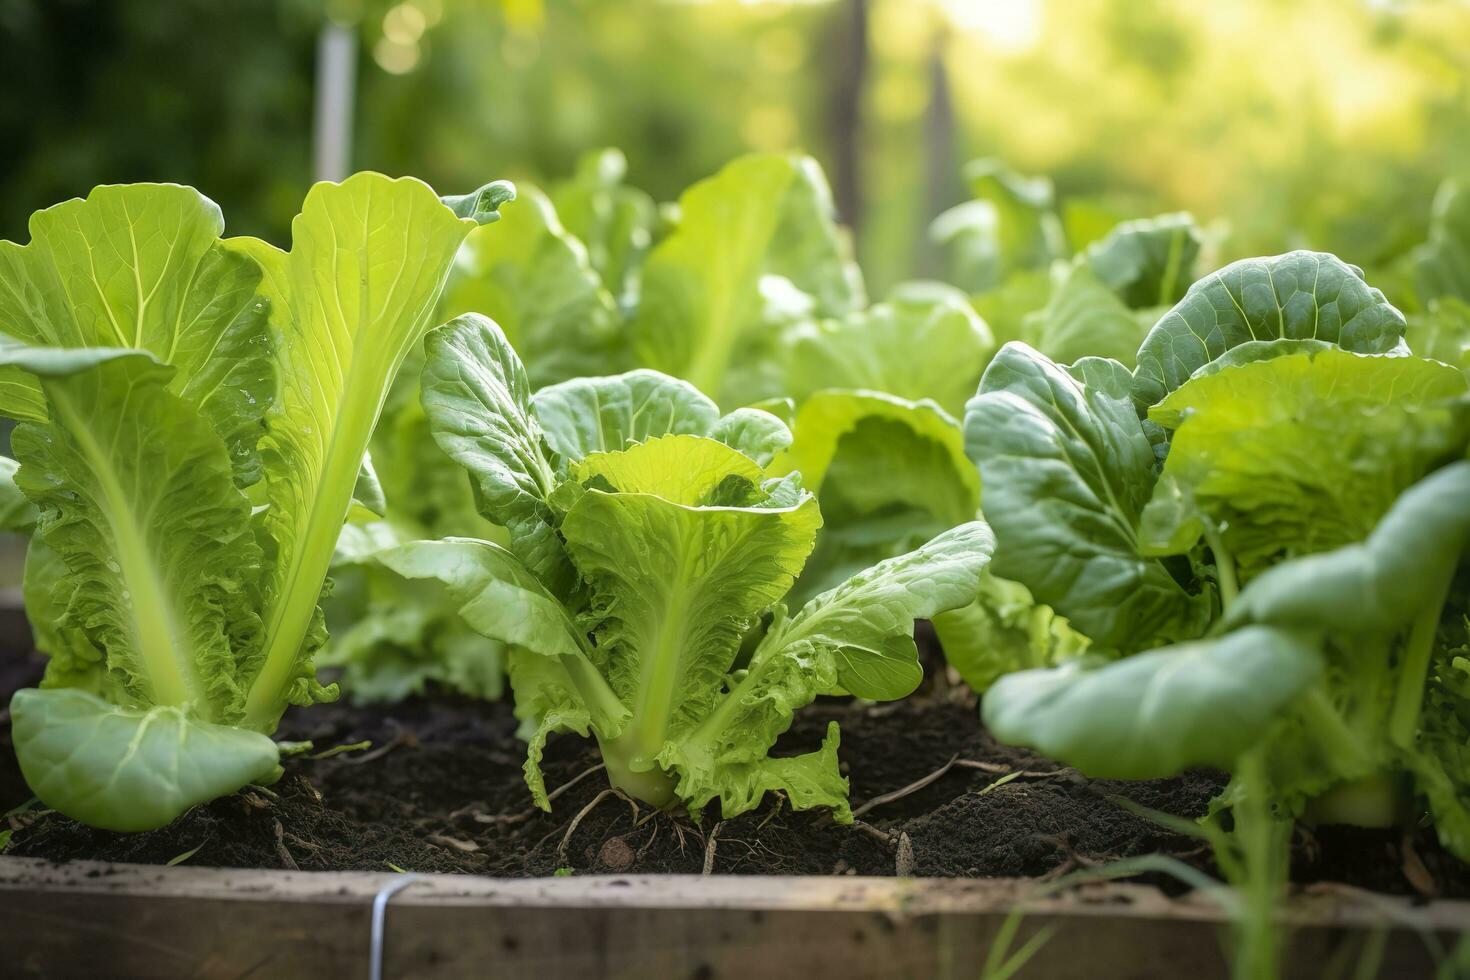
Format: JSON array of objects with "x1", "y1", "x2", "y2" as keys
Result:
[
  {"x1": 1025, "y1": 261, "x2": 1154, "y2": 368},
  {"x1": 1223, "y1": 461, "x2": 1470, "y2": 635},
  {"x1": 22, "y1": 536, "x2": 110, "y2": 695},
  {"x1": 420, "y1": 313, "x2": 570, "y2": 595},
  {"x1": 1405, "y1": 296, "x2": 1470, "y2": 379},
  {"x1": 8, "y1": 351, "x2": 263, "y2": 719},
  {"x1": 0, "y1": 455, "x2": 36, "y2": 531},
  {"x1": 0, "y1": 182, "x2": 273, "y2": 485},
  {"x1": 933, "y1": 570, "x2": 1090, "y2": 693},
  {"x1": 1133, "y1": 251, "x2": 1408, "y2": 408},
  {"x1": 376, "y1": 534, "x2": 627, "y2": 809},
  {"x1": 630, "y1": 153, "x2": 862, "y2": 404},
  {"x1": 1083, "y1": 212, "x2": 1200, "y2": 309},
  {"x1": 1, "y1": 173, "x2": 502, "y2": 832},
  {"x1": 1413, "y1": 179, "x2": 1470, "y2": 306},
  {"x1": 965, "y1": 342, "x2": 1210, "y2": 650},
  {"x1": 321, "y1": 532, "x2": 507, "y2": 704},
  {"x1": 710, "y1": 408, "x2": 792, "y2": 468},
  {"x1": 561, "y1": 436, "x2": 822, "y2": 772},
  {"x1": 662, "y1": 522, "x2": 994, "y2": 820},
  {"x1": 983, "y1": 626, "x2": 1322, "y2": 779},
  {"x1": 234, "y1": 173, "x2": 491, "y2": 729},
  {"x1": 970, "y1": 267, "x2": 1053, "y2": 350},
  {"x1": 773, "y1": 390, "x2": 978, "y2": 604},
  {"x1": 440, "y1": 185, "x2": 627, "y2": 387},
  {"x1": 784, "y1": 281, "x2": 993, "y2": 417},
  {"x1": 532, "y1": 369, "x2": 719, "y2": 460},
  {"x1": 401, "y1": 324, "x2": 1000, "y2": 821},
  {"x1": 9, "y1": 687, "x2": 280, "y2": 832},
  {"x1": 930, "y1": 159, "x2": 1065, "y2": 293},
  {"x1": 366, "y1": 376, "x2": 500, "y2": 540},
  {"x1": 1143, "y1": 347, "x2": 1469, "y2": 576},
  {"x1": 549, "y1": 148, "x2": 659, "y2": 308},
  {"x1": 531, "y1": 369, "x2": 791, "y2": 468}
]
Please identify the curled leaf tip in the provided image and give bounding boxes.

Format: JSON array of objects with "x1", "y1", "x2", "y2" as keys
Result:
[{"x1": 442, "y1": 180, "x2": 518, "y2": 225}]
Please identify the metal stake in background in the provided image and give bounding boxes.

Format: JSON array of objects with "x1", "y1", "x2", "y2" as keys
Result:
[{"x1": 313, "y1": 19, "x2": 359, "y2": 183}]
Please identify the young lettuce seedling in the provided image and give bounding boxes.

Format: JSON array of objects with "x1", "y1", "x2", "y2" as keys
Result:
[
  {"x1": 0, "y1": 173, "x2": 513, "y2": 831},
  {"x1": 378, "y1": 314, "x2": 995, "y2": 819}
]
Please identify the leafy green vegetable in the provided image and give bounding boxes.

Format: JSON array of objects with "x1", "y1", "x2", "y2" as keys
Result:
[
  {"x1": 1142, "y1": 346, "x2": 1469, "y2": 578},
  {"x1": 630, "y1": 153, "x2": 863, "y2": 405},
  {"x1": 984, "y1": 627, "x2": 1322, "y2": 779},
  {"x1": 1413, "y1": 179, "x2": 1470, "y2": 306},
  {"x1": 439, "y1": 184, "x2": 627, "y2": 388},
  {"x1": 931, "y1": 571, "x2": 1090, "y2": 693},
  {"x1": 1405, "y1": 296, "x2": 1470, "y2": 379},
  {"x1": 1083, "y1": 212, "x2": 1201, "y2": 309},
  {"x1": 1133, "y1": 251, "x2": 1408, "y2": 408},
  {"x1": 0, "y1": 455, "x2": 37, "y2": 532},
  {"x1": 419, "y1": 310, "x2": 571, "y2": 594},
  {"x1": 0, "y1": 183, "x2": 273, "y2": 480},
  {"x1": 985, "y1": 462, "x2": 1470, "y2": 824},
  {"x1": 321, "y1": 523, "x2": 507, "y2": 704},
  {"x1": 966, "y1": 243, "x2": 1470, "y2": 878},
  {"x1": 397, "y1": 316, "x2": 994, "y2": 819},
  {"x1": 784, "y1": 281, "x2": 993, "y2": 417},
  {"x1": 930, "y1": 159, "x2": 1065, "y2": 293},
  {"x1": 10, "y1": 687, "x2": 282, "y2": 832},
  {"x1": 1024, "y1": 261, "x2": 1154, "y2": 368},
  {"x1": 1, "y1": 174, "x2": 507, "y2": 830},
  {"x1": 1221, "y1": 461, "x2": 1470, "y2": 637},
  {"x1": 533, "y1": 369, "x2": 736, "y2": 460},
  {"x1": 965, "y1": 341, "x2": 1210, "y2": 651},
  {"x1": 970, "y1": 268, "x2": 1053, "y2": 351},
  {"x1": 549, "y1": 148, "x2": 659, "y2": 310},
  {"x1": 773, "y1": 389, "x2": 978, "y2": 604}
]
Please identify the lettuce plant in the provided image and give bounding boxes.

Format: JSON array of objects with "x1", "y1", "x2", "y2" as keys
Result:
[
  {"x1": 376, "y1": 314, "x2": 995, "y2": 819},
  {"x1": 963, "y1": 250, "x2": 1470, "y2": 976},
  {"x1": 320, "y1": 523, "x2": 508, "y2": 704},
  {"x1": 330, "y1": 153, "x2": 987, "y2": 701},
  {"x1": 932, "y1": 156, "x2": 1204, "y2": 369},
  {"x1": 630, "y1": 153, "x2": 865, "y2": 406},
  {"x1": 0, "y1": 173, "x2": 512, "y2": 830},
  {"x1": 770, "y1": 388, "x2": 979, "y2": 606}
]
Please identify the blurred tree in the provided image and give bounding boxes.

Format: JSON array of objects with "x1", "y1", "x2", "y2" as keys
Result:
[{"x1": 0, "y1": 0, "x2": 320, "y2": 242}]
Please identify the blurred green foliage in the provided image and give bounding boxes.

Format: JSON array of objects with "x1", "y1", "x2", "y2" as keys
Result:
[{"x1": 4, "y1": 0, "x2": 1470, "y2": 292}]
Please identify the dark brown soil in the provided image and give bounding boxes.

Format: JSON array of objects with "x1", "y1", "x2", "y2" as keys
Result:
[{"x1": 2, "y1": 635, "x2": 1467, "y2": 899}]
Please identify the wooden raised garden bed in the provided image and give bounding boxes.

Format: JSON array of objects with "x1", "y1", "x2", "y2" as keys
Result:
[
  {"x1": 3, "y1": 605, "x2": 1469, "y2": 978},
  {"x1": 3, "y1": 858, "x2": 1469, "y2": 979}
]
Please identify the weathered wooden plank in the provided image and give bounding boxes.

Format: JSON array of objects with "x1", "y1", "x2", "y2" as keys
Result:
[{"x1": 1, "y1": 858, "x2": 1464, "y2": 979}]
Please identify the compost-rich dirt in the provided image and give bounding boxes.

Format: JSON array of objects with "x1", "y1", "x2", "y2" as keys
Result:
[{"x1": 2, "y1": 640, "x2": 1467, "y2": 898}]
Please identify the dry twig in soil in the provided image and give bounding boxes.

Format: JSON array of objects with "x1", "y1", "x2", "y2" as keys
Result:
[
  {"x1": 952, "y1": 758, "x2": 1066, "y2": 779},
  {"x1": 895, "y1": 832, "x2": 916, "y2": 876},
  {"x1": 297, "y1": 776, "x2": 324, "y2": 806},
  {"x1": 272, "y1": 819, "x2": 300, "y2": 871},
  {"x1": 556, "y1": 789, "x2": 640, "y2": 864},
  {"x1": 702, "y1": 821, "x2": 724, "y2": 875},
  {"x1": 467, "y1": 764, "x2": 608, "y2": 827},
  {"x1": 1401, "y1": 832, "x2": 1440, "y2": 898},
  {"x1": 850, "y1": 819, "x2": 897, "y2": 846},
  {"x1": 851, "y1": 754, "x2": 959, "y2": 818}
]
